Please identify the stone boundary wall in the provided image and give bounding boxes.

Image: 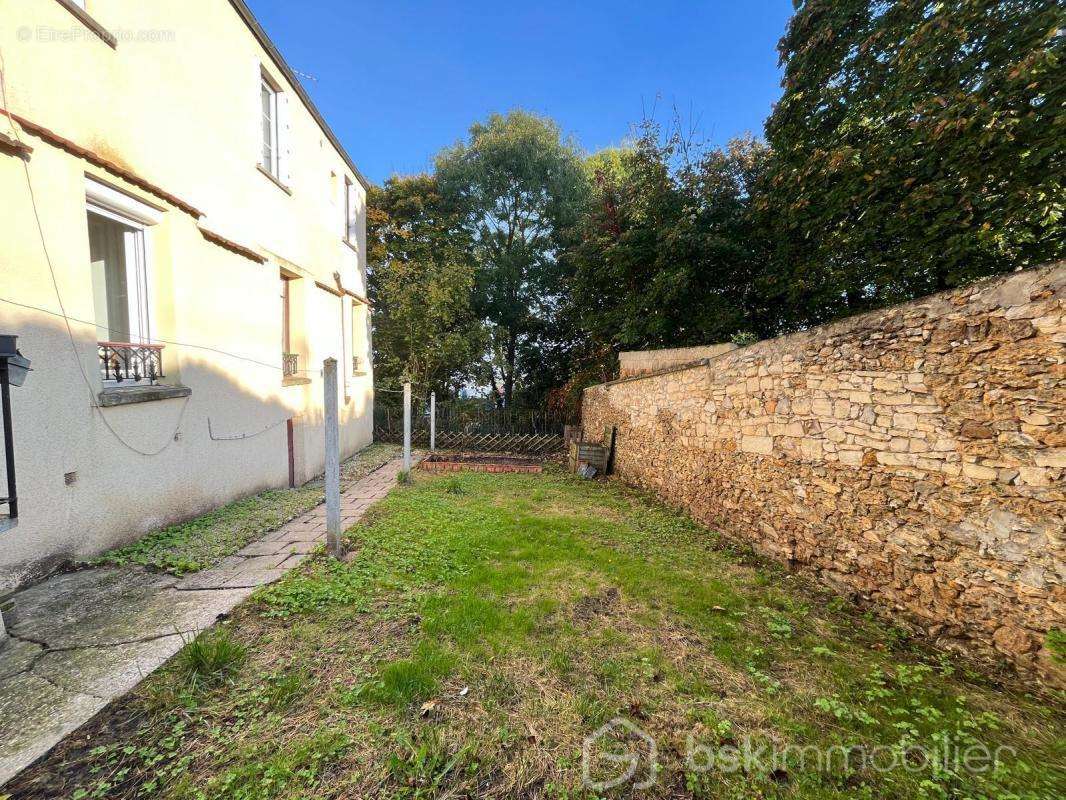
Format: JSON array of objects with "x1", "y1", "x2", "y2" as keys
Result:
[
  {"x1": 583, "y1": 263, "x2": 1065, "y2": 683},
  {"x1": 619, "y1": 343, "x2": 737, "y2": 378}
]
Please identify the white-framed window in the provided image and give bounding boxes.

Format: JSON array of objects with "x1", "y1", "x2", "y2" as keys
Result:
[
  {"x1": 256, "y1": 66, "x2": 292, "y2": 185},
  {"x1": 88, "y1": 209, "x2": 147, "y2": 344},
  {"x1": 352, "y1": 302, "x2": 367, "y2": 374},
  {"x1": 260, "y1": 74, "x2": 280, "y2": 177},
  {"x1": 344, "y1": 176, "x2": 355, "y2": 243},
  {"x1": 85, "y1": 178, "x2": 160, "y2": 348}
]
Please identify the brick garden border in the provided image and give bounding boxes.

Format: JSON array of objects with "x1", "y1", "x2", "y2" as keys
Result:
[{"x1": 418, "y1": 460, "x2": 542, "y2": 474}]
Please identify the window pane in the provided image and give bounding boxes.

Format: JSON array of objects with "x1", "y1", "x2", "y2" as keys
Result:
[
  {"x1": 261, "y1": 81, "x2": 275, "y2": 173},
  {"x1": 261, "y1": 82, "x2": 272, "y2": 119},
  {"x1": 88, "y1": 212, "x2": 134, "y2": 342}
]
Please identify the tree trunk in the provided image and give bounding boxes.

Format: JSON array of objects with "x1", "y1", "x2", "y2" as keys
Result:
[{"x1": 504, "y1": 330, "x2": 516, "y2": 407}]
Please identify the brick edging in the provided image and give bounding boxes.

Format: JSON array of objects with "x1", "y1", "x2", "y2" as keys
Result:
[{"x1": 419, "y1": 461, "x2": 542, "y2": 474}]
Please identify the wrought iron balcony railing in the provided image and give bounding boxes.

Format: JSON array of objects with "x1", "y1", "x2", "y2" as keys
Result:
[
  {"x1": 99, "y1": 342, "x2": 164, "y2": 384},
  {"x1": 283, "y1": 352, "x2": 299, "y2": 378}
]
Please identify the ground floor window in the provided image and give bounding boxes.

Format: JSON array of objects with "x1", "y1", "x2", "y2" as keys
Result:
[
  {"x1": 85, "y1": 178, "x2": 162, "y2": 384},
  {"x1": 88, "y1": 208, "x2": 150, "y2": 344}
]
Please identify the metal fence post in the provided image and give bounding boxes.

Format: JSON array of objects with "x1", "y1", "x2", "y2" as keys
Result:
[
  {"x1": 323, "y1": 358, "x2": 343, "y2": 558},
  {"x1": 430, "y1": 391, "x2": 436, "y2": 452},
  {"x1": 403, "y1": 381, "x2": 412, "y2": 472}
]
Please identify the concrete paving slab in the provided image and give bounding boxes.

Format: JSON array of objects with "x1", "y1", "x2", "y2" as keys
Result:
[
  {"x1": 9, "y1": 571, "x2": 252, "y2": 650},
  {"x1": 276, "y1": 541, "x2": 317, "y2": 555},
  {"x1": 221, "y1": 570, "x2": 287, "y2": 589},
  {"x1": 33, "y1": 634, "x2": 186, "y2": 698},
  {"x1": 0, "y1": 673, "x2": 103, "y2": 783},
  {"x1": 236, "y1": 541, "x2": 287, "y2": 557},
  {"x1": 278, "y1": 530, "x2": 324, "y2": 543},
  {"x1": 0, "y1": 638, "x2": 42, "y2": 681},
  {"x1": 174, "y1": 570, "x2": 238, "y2": 591},
  {"x1": 238, "y1": 554, "x2": 290, "y2": 571},
  {"x1": 0, "y1": 455, "x2": 406, "y2": 788}
]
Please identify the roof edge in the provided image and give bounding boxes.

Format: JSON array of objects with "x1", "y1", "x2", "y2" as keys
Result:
[{"x1": 228, "y1": 0, "x2": 371, "y2": 191}]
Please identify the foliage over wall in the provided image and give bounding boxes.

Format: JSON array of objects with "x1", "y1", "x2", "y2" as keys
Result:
[
  {"x1": 759, "y1": 0, "x2": 1065, "y2": 327},
  {"x1": 368, "y1": 1, "x2": 1064, "y2": 406}
]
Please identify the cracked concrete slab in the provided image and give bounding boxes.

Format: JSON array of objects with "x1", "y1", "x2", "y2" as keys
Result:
[
  {"x1": 0, "y1": 456, "x2": 407, "y2": 788},
  {"x1": 221, "y1": 569, "x2": 287, "y2": 588},
  {"x1": 0, "y1": 672, "x2": 103, "y2": 783},
  {"x1": 236, "y1": 541, "x2": 286, "y2": 557},
  {"x1": 8, "y1": 568, "x2": 253, "y2": 650},
  {"x1": 33, "y1": 634, "x2": 186, "y2": 698},
  {"x1": 0, "y1": 637, "x2": 42, "y2": 681}
]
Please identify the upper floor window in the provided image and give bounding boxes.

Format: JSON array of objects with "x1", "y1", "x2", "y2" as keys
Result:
[
  {"x1": 260, "y1": 75, "x2": 280, "y2": 178},
  {"x1": 256, "y1": 67, "x2": 292, "y2": 187},
  {"x1": 344, "y1": 176, "x2": 356, "y2": 244}
]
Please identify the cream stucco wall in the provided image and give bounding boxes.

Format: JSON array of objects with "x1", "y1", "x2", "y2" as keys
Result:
[{"x1": 0, "y1": 0, "x2": 374, "y2": 593}]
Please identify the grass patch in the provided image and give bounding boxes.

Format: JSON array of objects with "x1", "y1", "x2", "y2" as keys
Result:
[
  {"x1": 10, "y1": 467, "x2": 1064, "y2": 800},
  {"x1": 94, "y1": 443, "x2": 399, "y2": 575},
  {"x1": 175, "y1": 627, "x2": 247, "y2": 684}
]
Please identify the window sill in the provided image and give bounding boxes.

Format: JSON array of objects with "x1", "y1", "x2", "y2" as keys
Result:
[
  {"x1": 352, "y1": 371, "x2": 369, "y2": 377},
  {"x1": 54, "y1": 0, "x2": 117, "y2": 48},
  {"x1": 257, "y1": 163, "x2": 292, "y2": 195},
  {"x1": 341, "y1": 238, "x2": 358, "y2": 254},
  {"x1": 98, "y1": 384, "x2": 191, "y2": 407},
  {"x1": 282, "y1": 376, "x2": 311, "y2": 387}
]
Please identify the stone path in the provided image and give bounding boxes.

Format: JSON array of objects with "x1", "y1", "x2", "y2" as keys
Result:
[{"x1": 0, "y1": 456, "x2": 406, "y2": 787}]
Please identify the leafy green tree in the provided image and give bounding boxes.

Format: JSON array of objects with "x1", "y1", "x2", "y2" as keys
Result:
[
  {"x1": 761, "y1": 0, "x2": 1065, "y2": 328},
  {"x1": 436, "y1": 111, "x2": 589, "y2": 406},
  {"x1": 562, "y1": 124, "x2": 772, "y2": 379},
  {"x1": 366, "y1": 175, "x2": 484, "y2": 395}
]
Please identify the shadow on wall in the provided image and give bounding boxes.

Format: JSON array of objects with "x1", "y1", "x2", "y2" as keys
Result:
[{"x1": 0, "y1": 309, "x2": 371, "y2": 594}]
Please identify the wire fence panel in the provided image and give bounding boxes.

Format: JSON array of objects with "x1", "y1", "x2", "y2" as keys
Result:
[{"x1": 374, "y1": 399, "x2": 573, "y2": 455}]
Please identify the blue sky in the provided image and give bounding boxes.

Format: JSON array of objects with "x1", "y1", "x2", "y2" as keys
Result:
[{"x1": 246, "y1": 1, "x2": 795, "y2": 184}]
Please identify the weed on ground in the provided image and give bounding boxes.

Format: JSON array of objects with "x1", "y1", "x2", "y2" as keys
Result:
[
  {"x1": 93, "y1": 443, "x2": 399, "y2": 575},
  {"x1": 9, "y1": 467, "x2": 1064, "y2": 799}
]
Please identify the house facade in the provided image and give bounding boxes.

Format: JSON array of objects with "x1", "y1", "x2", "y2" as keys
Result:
[{"x1": 0, "y1": 0, "x2": 374, "y2": 594}]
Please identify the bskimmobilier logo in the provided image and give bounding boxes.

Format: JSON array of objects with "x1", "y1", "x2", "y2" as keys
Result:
[{"x1": 582, "y1": 717, "x2": 658, "y2": 791}]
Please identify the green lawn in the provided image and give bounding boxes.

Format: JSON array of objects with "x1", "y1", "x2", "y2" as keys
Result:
[
  {"x1": 93, "y1": 443, "x2": 400, "y2": 575},
  {"x1": 11, "y1": 468, "x2": 1063, "y2": 799}
]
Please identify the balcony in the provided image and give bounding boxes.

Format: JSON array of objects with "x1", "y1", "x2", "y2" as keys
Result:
[
  {"x1": 98, "y1": 342, "x2": 164, "y2": 384},
  {"x1": 283, "y1": 352, "x2": 299, "y2": 378},
  {"x1": 281, "y1": 352, "x2": 309, "y2": 386}
]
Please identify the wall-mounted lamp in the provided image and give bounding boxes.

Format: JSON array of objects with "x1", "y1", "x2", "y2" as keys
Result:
[{"x1": 0, "y1": 334, "x2": 31, "y2": 532}]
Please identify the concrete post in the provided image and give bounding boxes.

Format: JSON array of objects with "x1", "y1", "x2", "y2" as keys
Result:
[
  {"x1": 403, "y1": 381, "x2": 412, "y2": 473},
  {"x1": 430, "y1": 391, "x2": 436, "y2": 452},
  {"x1": 323, "y1": 358, "x2": 343, "y2": 558}
]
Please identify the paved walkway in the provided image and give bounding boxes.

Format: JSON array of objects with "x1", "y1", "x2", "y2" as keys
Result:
[{"x1": 0, "y1": 457, "x2": 406, "y2": 786}]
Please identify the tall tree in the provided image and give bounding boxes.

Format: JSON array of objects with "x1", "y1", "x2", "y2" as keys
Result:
[
  {"x1": 366, "y1": 175, "x2": 484, "y2": 395},
  {"x1": 760, "y1": 0, "x2": 1064, "y2": 328},
  {"x1": 436, "y1": 111, "x2": 589, "y2": 407},
  {"x1": 562, "y1": 124, "x2": 772, "y2": 379}
]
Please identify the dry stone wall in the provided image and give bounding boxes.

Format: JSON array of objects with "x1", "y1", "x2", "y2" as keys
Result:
[{"x1": 583, "y1": 263, "x2": 1065, "y2": 683}]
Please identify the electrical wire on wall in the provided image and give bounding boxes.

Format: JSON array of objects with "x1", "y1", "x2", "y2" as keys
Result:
[
  {"x1": 207, "y1": 415, "x2": 290, "y2": 442},
  {"x1": 1, "y1": 47, "x2": 195, "y2": 456},
  {"x1": 0, "y1": 45, "x2": 315, "y2": 453},
  {"x1": 0, "y1": 295, "x2": 313, "y2": 376}
]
